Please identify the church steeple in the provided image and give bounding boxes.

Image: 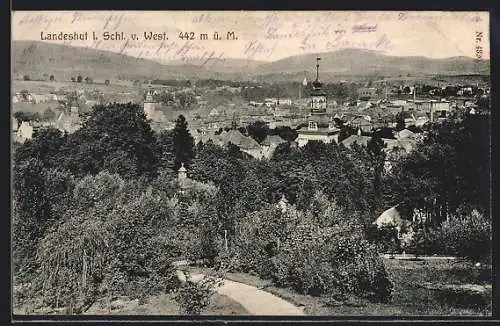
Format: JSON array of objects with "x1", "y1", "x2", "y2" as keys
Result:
[
  {"x1": 145, "y1": 80, "x2": 154, "y2": 103},
  {"x1": 316, "y1": 56, "x2": 320, "y2": 82},
  {"x1": 143, "y1": 80, "x2": 157, "y2": 120},
  {"x1": 310, "y1": 56, "x2": 327, "y2": 115},
  {"x1": 312, "y1": 56, "x2": 322, "y2": 89}
]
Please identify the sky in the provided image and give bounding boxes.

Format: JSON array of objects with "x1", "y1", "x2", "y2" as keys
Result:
[{"x1": 12, "y1": 11, "x2": 490, "y2": 63}]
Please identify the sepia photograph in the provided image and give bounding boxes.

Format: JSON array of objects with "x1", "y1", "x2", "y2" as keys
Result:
[{"x1": 11, "y1": 10, "x2": 491, "y2": 317}]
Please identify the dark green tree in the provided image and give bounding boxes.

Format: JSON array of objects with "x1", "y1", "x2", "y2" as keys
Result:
[
  {"x1": 157, "y1": 129, "x2": 176, "y2": 172},
  {"x1": 61, "y1": 103, "x2": 159, "y2": 178},
  {"x1": 172, "y1": 115, "x2": 195, "y2": 170},
  {"x1": 42, "y1": 108, "x2": 56, "y2": 121},
  {"x1": 14, "y1": 111, "x2": 40, "y2": 123},
  {"x1": 14, "y1": 127, "x2": 67, "y2": 169},
  {"x1": 247, "y1": 121, "x2": 269, "y2": 144},
  {"x1": 12, "y1": 158, "x2": 51, "y2": 277},
  {"x1": 395, "y1": 112, "x2": 406, "y2": 131},
  {"x1": 367, "y1": 134, "x2": 386, "y2": 200},
  {"x1": 387, "y1": 114, "x2": 490, "y2": 223}
]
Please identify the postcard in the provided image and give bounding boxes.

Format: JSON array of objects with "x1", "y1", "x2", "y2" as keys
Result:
[{"x1": 11, "y1": 11, "x2": 491, "y2": 318}]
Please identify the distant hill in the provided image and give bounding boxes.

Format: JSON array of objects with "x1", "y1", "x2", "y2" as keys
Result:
[
  {"x1": 163, "y1": 58, "x2": 265, "y2": 74},
  {"x1": 254, "y1": 49, "x2": 490, "y2": 77},
  {"x1": 12, "y1": 41, "x2": 234, "y2": 82},
  {"x1": 12, "y1": 41, "x2": 490, "y2": 83}
]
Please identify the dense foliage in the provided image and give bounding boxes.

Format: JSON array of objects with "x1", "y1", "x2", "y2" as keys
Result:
[
  {"x1": 402, "y1": 209, "x2": 491, "y2": 261},
  {"x1": 231, "y1": 194, "x2": 393, "y2": 302},
  {"x1": 385, "y1": 114, "x2": 490, "y2": 223},
  {"x1": 174, "y1": 274, "x2": 221, "y2": 315},
  {"x1": 12, "y1": 100, "x2": 490, "y2": 313}
]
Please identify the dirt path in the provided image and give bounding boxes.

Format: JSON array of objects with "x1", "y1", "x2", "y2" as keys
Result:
[{"x1": 189, "y1": 273, "x2": 305, "y2": 316}]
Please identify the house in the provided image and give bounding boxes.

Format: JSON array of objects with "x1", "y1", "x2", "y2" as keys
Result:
[
  {"x1": 357, "y1": 101, "x2": 373, "y2": 111},
  {"x1": 280, "y1": 98, "x2": 292, "y2": 106},
  {"x1": 395, "y1": 129, "x2": 416, "y2": 139},
  {"x1": 16, "y1": 121, "x2": 34, "y2": 141},
  {"x1": 391, "y1": 100, "x2": 407, "y2": 106},
  {"x1": 341, "y1": 135, "x2": 417, "y2": 171},
  {"x1": 340, "y1": 135, "x2": 372, "y2": 149},
  {"x1": 415, "y1": 100, "x2": 452, "y2": 122},
  {"x1": 30, "y1": 93, "x2": 50, "y2": 104},
  {"x1": 218, "y1": 129, "x2": 264, "y2": 159},
  {"x1": 55, "y1": 107, "x2": 81, "y2": 134},
  {"x1": 296, "y1": 122, "x2": 340, "y2": 147},
  {"x1": 264, "y1": 98, "x2": 279, "y2": 107},
  {"x1": 414, "y1": 116, "x2": 430, "y2": 128},
  {"x1": 47, "y1": 94, "x2": 59, "y2": 101},
  {"x1": 404, "y1": 117, "x2": 416, "y2": 128},
  {"x1": 382, "y1": 138, "x2": 418, "y2": 172},
  {"x1": 382, "y1": 138, "x2": 417, "y2": 154},
  {"x1": 348, "y1": 115, "x2": 373, "y2": 133},
  {"x1": 249, "y1": 101, "x2": 264, "y2": 107},
  {"x1": 357, "y1": 87, "x2": 377, "y2": 99}
]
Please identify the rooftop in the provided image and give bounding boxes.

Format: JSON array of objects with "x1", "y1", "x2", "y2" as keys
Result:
[{"x1": 297, "y1": 126, "x2": 340, "y2": 135}]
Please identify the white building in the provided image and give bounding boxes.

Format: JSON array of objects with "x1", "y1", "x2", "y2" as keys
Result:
[
  {"x1": 143, "y1": 83, "x2": 159, "y2": 120},
  {"x1": 16, "y1": 121, "x2": 34, "y2": 141}
]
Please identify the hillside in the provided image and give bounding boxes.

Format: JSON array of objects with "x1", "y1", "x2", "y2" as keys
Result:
[
  {"x1": 163, "y1": 58, "x2": 265, "y2": 74},
  {"x1": 12, "y1": 41, "x2": 490, "y2": 83},
  {"x1": 12, "y1": 41, "x2": 229, "y2": 82},
  {"x1": 254, "y1": 49, "x2": 490, "y2": 77}
]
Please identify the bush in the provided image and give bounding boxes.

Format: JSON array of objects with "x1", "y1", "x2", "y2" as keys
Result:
[
  {"x1": 34, "y1": 214, "x2": 111, "y2": 311},
  {"x1": 231, "y1": 199, "x2": 393, "y2": 303},
  {"x1": 186, "y1": 225, "x2": 220, "y2": 267},
  {"x1": 402, "y1": 210, "x2": 491, "y2": 261},
  {"x1": 104, "y1": 192, "x2": 181, "y2": 299},
  {"x1": 365, "y1": 224, "x2": 401, "y2": 253},
  {"x1": 214, "y1": 248, "x2": 246, "y2": 273},
  {"x1": 401, "y1": 226, "x2": 442, "y2": 256},
  {"x1": 272, "y1": 223, "x2": 393, "y2": 302},
  {"x1": 440, "y1": 210, "x2": 491, "y2": 260},
  {"x1": 173, "y1": 274, "x2": 219, "y2": 315}
]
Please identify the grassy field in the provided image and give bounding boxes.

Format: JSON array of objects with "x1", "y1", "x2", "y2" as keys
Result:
[{"x1": 188, "y1": 258, "x2": 491, "y2": 316}]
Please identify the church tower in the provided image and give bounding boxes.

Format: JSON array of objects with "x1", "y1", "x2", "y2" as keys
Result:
[
  {"x1": 310, "y1": 56, "x2": 327, "y2": 114},
  {"x1": 307, "y1": 56, "x2": 329, "y2": 130},
  {"x1": 143, "y1": 81, "x2": 157, "y2": 120},
  {"x1": 296, "y1": 56, "x2": 339, "y2": 147}
]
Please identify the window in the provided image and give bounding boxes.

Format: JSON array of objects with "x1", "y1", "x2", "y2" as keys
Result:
[{"x1": 308, "y1": 121, "x2": 318, "y2": 130}]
